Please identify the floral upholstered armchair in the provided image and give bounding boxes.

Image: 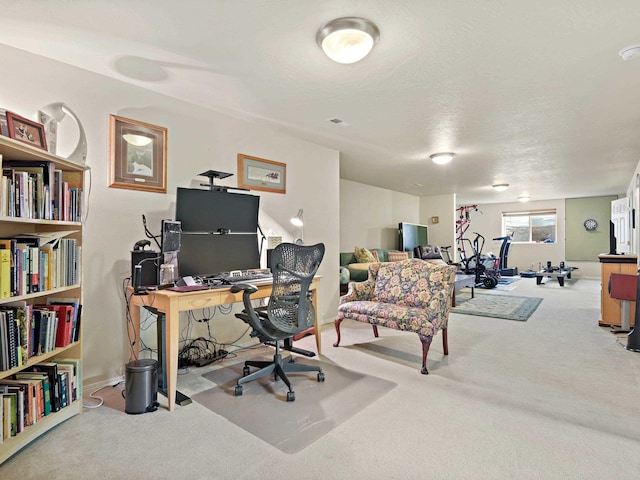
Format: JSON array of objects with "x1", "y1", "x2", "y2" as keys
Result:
[{"x1": 334, "y1": 258, "x2": 457, "y2": 374}]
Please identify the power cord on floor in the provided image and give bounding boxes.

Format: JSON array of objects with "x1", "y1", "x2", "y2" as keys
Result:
[{"x1": 82, "y1": 381, "x2": 123, "y2": 409}]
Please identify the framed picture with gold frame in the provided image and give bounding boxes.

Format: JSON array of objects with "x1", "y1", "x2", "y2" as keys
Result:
[
  {"x1": 237, "y1": 153, "x2": 286, "y2": 194},
  {"x1": 109, "y1": 114, "x2": 167, "y2": 193}
]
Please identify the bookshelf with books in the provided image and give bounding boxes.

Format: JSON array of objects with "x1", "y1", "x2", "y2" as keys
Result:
[{"x1": 0, "y1": 135, "x2": 85, "y2": 463}]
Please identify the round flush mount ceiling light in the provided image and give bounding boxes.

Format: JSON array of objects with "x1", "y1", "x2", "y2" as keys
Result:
[
  {"x1": 492, "y1": 183, "x2": 509, "y2": 192},
  {"x1": 518, "y1": 195, "x2": 531, "y2": 202},
  {"x1": 430, "y1": 152, "x2": 455, "y2": 165},
  {"x1": 619, "y1": 44, "x2": 640, "y2": 61},
  {"x1": 317, "y1": 17, "x2": 380, "y2": 64}
]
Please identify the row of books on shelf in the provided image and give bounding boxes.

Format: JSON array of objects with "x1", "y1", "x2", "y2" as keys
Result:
[
  {"x1": 0, "y1": 359, "x2": 81, "y2": 441},
  {"x1": 0, "y1": 298, "x2": 81, "y2": 372},
  {"x1": 0, "y1": 158, "x2": 82, "y2": 222},
  {"x1": 0, "y1": 234, "x2": 81, "y2": 298}
]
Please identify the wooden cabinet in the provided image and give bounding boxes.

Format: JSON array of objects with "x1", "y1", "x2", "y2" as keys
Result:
[
  {"x1": 599, "y1": 254, "x2": 638, "y2": 327},
  {"x1": 0, "y1": 135, "x2": 87, "y2": 463}
]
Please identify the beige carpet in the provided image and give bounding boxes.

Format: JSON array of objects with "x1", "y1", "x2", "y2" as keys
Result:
[{"x1": 192, "y1": 356, "x2": 396, "y2": 454}]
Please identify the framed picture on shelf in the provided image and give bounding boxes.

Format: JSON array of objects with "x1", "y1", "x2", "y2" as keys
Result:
[
  {"x1": 5, "y1": 111, "x2": 48, "y2": 150},
  {"x1": 237, "y1": 153, "x2": 286, "y2": 194},
  {"x1": 109, "y1": 114, "x2": 167, "y2": 193}
]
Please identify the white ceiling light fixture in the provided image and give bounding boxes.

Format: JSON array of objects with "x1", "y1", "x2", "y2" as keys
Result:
[
  {"x1": 316, "y1": 17, "x2": 380, "y2": 64},
  {"x1": 492, "y1": 183, "x2": 509, "y2": 192},
  {"x1": 518, "y1": 195, "x2": 531, "y2": 202},
  {"x1": 619, "y1": 44, "x2": 640, "y2": 61},
  {"x1": 430, "y1": 152, "x2": 455, "y2": 165}
]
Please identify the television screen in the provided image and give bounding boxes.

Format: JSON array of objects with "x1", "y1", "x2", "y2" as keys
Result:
[
  {"x1": 398, "y1": 222, "x2": 429, "y2": 253},
  {"x1": 175, "y1": 187, "x2": 259, "y2": 233}
]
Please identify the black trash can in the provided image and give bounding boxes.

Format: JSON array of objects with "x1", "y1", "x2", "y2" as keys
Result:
[{"x1": 125, "y1": 359, "x2": 159, "y2": 414}]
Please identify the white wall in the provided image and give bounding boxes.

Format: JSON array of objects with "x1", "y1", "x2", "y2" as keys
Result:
[
  {"x1": 0, "y1": 44, "x2": 340, "y2": 385},
  {"x1": 419, "y1": 193, "x2": 457, "y2": 254},
  {"x1": 340, "y1": 179, "x2": 419, "y2": 251}
]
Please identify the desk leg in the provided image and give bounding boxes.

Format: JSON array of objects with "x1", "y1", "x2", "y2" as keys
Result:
[
  {"x1": 165, "y1": 303, "x2": 180, "y2": 411},
  {"x1": 128, "y1": 303, "x2": 142, "y2": 360}
]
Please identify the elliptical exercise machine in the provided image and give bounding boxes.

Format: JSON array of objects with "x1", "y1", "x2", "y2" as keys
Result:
[{"x1": 458, "y1": 232, "x2": 500, "y2": 288}]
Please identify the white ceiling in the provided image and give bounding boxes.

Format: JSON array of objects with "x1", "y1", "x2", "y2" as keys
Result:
[{"x1": 2, "y1": 0, "x2": 640, "y2": 204}]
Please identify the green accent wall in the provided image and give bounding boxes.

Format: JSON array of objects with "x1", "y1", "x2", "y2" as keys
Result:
[{"x1": 565, "y1": 196, "x2": 617, "y2": 261}]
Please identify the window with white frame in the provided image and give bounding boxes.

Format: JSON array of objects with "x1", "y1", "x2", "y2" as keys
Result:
[{"x1": 502, "y1": 209, "x2": 557, "y2": 243}]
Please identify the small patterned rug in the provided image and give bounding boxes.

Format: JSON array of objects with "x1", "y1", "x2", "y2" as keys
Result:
[{"x1": 452, "y1": 291, "x2": 542, "y2": 321}]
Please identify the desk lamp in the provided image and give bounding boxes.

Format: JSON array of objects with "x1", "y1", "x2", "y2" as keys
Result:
[{"x1": 291, "y1": 209, "x2": 304, "y2": 245}]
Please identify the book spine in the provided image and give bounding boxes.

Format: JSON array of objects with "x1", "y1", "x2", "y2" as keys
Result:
[{"x1": 0, "y1": 248, "x2": 10, "y2": 298}]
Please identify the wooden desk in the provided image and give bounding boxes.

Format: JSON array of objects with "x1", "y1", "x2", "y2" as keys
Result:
[{"x1": 127, "y1": 277, "x2": 322, "y2": 411}]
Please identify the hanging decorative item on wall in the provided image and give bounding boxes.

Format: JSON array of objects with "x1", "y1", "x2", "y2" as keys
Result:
[
  {"x1": 237, "y1": 153, "x2": 286, "y2": 194},
  {"x1": 108, "y1": 114, "x2": 167, "y2": 193},
  {"x1": 584, "y1": 218, "x2": 598, "y2": 231}
]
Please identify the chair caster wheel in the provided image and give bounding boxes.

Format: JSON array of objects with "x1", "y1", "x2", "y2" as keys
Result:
[
  {"x1": 317, "y1": 372, "x2": 325, "y2": 382},
  {"x1": 287, "y1": 391, "x2": 295, "y2": 402},
  {"x1": 243, "y1": 366, "x2": 250, "y2": 376},
  {"x1": 235, "y1": 385, "x2": 243, "y2": 396}
]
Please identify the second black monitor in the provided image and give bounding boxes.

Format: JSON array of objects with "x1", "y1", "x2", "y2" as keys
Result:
[{"x1": 175, "y1": 187, "x2": 259, "y2": 233}]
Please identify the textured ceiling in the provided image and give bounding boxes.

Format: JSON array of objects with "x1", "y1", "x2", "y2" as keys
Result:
[{"x1": 2, "y1": 0, "x2": 640, "y2": 204}]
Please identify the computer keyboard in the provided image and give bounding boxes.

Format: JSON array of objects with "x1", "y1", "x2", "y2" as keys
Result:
[
  {"x1": 179, "y1": 269, "x2": 273, "y2": 287},
  {"x1": 219, "y1": 269, "x2": 273, "y2": 284}
]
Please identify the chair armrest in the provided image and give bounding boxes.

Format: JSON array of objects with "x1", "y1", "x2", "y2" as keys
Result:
[
  {"x1": 339, "y1": 279, "x2": 375, "y2": 304},
  {"x1": 230, "y1": 283, "x2": 259, "y2": 319}
]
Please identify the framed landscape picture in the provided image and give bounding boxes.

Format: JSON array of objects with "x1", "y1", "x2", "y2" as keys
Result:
[
  {"x1": 109, "y1": 114, "x2": 167, "y2": 193},
  {"x1": 237, "y1": 153, "x2": 286, "y2": 194}
]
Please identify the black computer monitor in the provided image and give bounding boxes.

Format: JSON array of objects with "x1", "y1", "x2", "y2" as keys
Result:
[
  {"x1": 175, "y1": 187, "x2": 259, "y2": 233},
  {"x1": 175, "y1": 187, "x2": 261, "y2": 276},
  {"x1": 178, "y1": 233, "x2": 260, "y2": 276}
]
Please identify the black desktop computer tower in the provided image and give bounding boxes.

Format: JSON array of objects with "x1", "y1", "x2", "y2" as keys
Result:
[{"x1": 131, "y1": 251, "x2": 160, "y2": 287}]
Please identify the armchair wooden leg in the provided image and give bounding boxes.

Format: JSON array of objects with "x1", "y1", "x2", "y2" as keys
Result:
[
  {"x1": 333, "y1": 318, "x2": 343, "y2": 347},
  {"x1": 419, "y1": 334, "x2": 433, "y2": 374},
  {"x1": 372, "y1": 325, "x2": 379, "y2": 338},
  {"x1": 442, "y1": 328, "x2": 448, "y2": 355}
]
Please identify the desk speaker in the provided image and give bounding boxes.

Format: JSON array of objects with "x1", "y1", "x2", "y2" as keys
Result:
[{"x1": 131, "y1": 251, "x2": 160, "y2": 287}]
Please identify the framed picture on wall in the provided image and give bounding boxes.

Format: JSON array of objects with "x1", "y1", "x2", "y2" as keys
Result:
[
  {"x1": 237, "y1": 153, "x2": 286, "y2": 194},
  {"x1": 5, "y1": 111, "x2": 48, "y2": 150},
  {"x1": 108, "y1": 114, "x2": 167, "y2": 193}
]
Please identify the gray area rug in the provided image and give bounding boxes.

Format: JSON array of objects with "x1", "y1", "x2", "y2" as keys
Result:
[
  {"x1": 193, "y1": 358, "x2": 396, "y2": 454},
  {"x1": 452, "y1": 291, "x2": 543, "y2": 321}
]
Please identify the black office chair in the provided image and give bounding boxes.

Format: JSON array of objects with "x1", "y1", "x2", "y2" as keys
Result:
[{"x1": 230, "y1": 242, "x2": 325, "y2": 401}]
